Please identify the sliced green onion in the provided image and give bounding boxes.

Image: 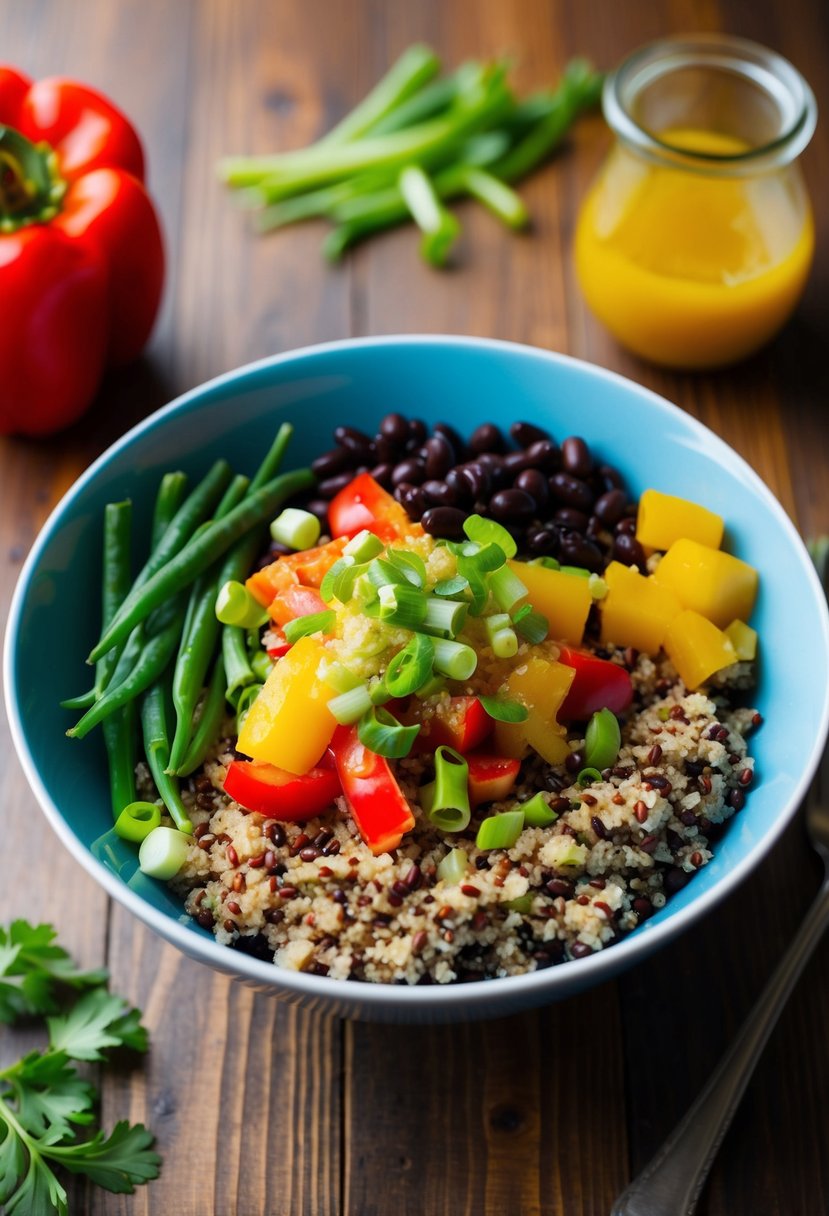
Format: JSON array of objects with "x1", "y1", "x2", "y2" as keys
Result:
[
  {"x1": 236, "y1": 682, "x2": 264, "y2": 729},
  {"x1": 475, "y1": 809, "x2": 525, "y2": 850},
  {"x1": 478, "y1": 695, "x2": 528, "y2": 724},
  {"x1": 588, "y1": 573, "x2": 608, "y2": 599},
  {"x1": 215, "y1": 580, "x2": 269, "y2": 628},
  {"x1": 344, "y1": 529, "x2": 384, "y2": 562},
  {"x1": 385, "y1": 633, "x2": 435, "y2": 698},
  {"x1": 511, "y1": 603, "x2": 532, "y2": 624},
  {"x1": 520, "y1": 791, "x2": 558, "y2": 827},
  {"x1": 577, "y1": 766, "x2": 604, "y2": 787},
  {"x1": 485, "y1": 613, "x2": 518, "y2": 657},
  {"x1": 138, "y1": 825, "x2": 191, "y2": 879},
  {"x1": 329, "y1": 682, "x2": 373, "y2": 725},
  {"x1": 513, "y1": 608, "x2": 548, "y2": 645},
  {"x1": 432, "y1": 638, "x2": 477, "y2": 681},
  {"x1": 386, "y1": 547, "x2": 427, "y2": 588},
  {"x1": 489, "y1": 564, "x2": 528, "y2": 613},
  {"x1": 415, "y1": 673, "x2": 447, "y2": 699},
  {"x1": 269, "y1": 507, "x2": 321, "y2": 551},
  {"x1": 368, "y1": 556, "x2": 412, "y2": 589},
  {"x1": 357, "y1": 706, "x2": 420, "y2": 758},
  {"x1": 425, "y1": 746, "x2": 470, "y2": 833},
  {"x1": 455, "y1": 557, "x2": 488, "y2": 615},
  {"x1": 322, "y1": 661, "x2": 362, "y2": 693},
  {"x1": 462, "y1": 513, "x2": 517, "y2": 558},
  {"x1": 377, "y1": 582, "x2": 428, "y2": 629},
  {"x1": 283, "y1": 610, "x2": 336, "y2": 643},
  {"x1": 434, "y1": 575, "x2": 469, "y2": 598},
  {"x1": 114, "y1": 800, "x2": 161, "y2": 844},
  {"x1": 422, "y1": 595, "x2": 468, "y2": 638},
  {"x1": 502, "y1": 893, "x2": 534, "y2": 914},
  {"x1": 369, "y1": 678, "x2": 392, "y2": 705},
  {"x1": 584, "y1": 707, "x2": 621, "y2": 771},
  {"x1": 320, "y1": 555, "x2": 357, "y2": 603},
  {"x1": 250, "y1": 651, "x2": 273, "y2": 682},
  {"x1": 436, "y1": 846, "x2": 469, "y2": 884},
  {"x1": 464, "y1": 541, "x2": 506, "y2": 573},
  {"x1": 560, "y1": 564, "x2": 591, "y2": 578}
]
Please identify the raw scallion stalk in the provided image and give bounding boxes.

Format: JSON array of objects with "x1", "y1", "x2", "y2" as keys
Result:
[
  {"x1": 485, "y1": 612, "x2": 518, "y2": 657},
  {"x1": 489, "y1": 564, "x2": 528, "y2": 613},
  {"x1": 283, "y1": 610, "x2": 336, "y2": 644},
  {"x1": 215, "y1": 579, "x2": 269, "y2": 629},
  {"x1": 318, "y1": 43, "x2": 441, "y2": 148},
  {"x1": 113, "y1": 800, "x2": 162, "y2": 844},
  {"x1": 357, "y1": 706, "x2": 420, "y2": 758},
  {"x1": 384, "y1": 633, "x2": 435, "y2": 698},
  {"x1": 377, "y1": 583, "x2": 428, "y2": 629},
  {"x1": 520, "y1": 791, "x2": 558, "y2": 827},
  {"x1": 138, "y1": 825, "x2": 191, "y2": 880},
  {"x1": 344, "y1": 529, "x2": 384, "y2": 562},
  {"x1": 425, "y1": 746, "x2": 470, "y2": 833},
  {"x1": 398, "y1": 164, "x2": 460, "y2": 267},
  {"x1": 432, "y1": 638, "x2": 477, "y2": 681},
  {"x1": 422, "y1": 595, "x2": 468, "y2": 638},
  {"x1": 583, "y1": 707, "x2": 621, "y2": 771},
  {"x1": 329, "y1": 683, "x2": 373, "y2": 725},
  {"x1": 436, "y1": 846, "x2": 469, "y2": 884},
  {"x1": 463, "y1": 513, "x2": 517, "y2": 557},
  {"x1": 475, "y1": 809, "x2": 525, "y2": 850},
  {"x1": 456, "y1": 165, "x2": 529, "y2": 229},
  {"x1": 269, "y1": 507, "x2": 321, "y2": 550},
  {"x1": 513, "y1": 608, "x2": 548, "y2": 645}
]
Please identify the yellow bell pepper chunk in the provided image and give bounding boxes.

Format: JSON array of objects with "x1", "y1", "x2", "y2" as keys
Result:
[
  {"x1": 724, "y1": 618, "x2": 757, "y2": 661},
  {"x1": 508, "y1": 560, "x2": 592, "y2": 644},
  {"x1": 599, "y1": 561, "x2": 682, "y2": 653},
  {"x1": 664, "y1": 610, "x2": 738, "y2": 690},
  {"x1": 493, "y1": 656, "x2": 574, "y2": 765},
  {"x1": 653, "y1": 538, "x2": 758, "y2": 629},
  {"x1": 236, "y1": 635, "x2": 336, "y2": 774},
  {"x1": 636, "y1": 489, "x2": 724, "y2": 552}
]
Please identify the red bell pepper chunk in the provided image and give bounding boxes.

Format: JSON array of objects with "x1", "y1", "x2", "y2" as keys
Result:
[
  {"x1": 328, "y1": 472, "x2": 413, "y2": 540},
  {"x1": 223, "y1": 759, "x2": 341, "y2": 822},
  {"x1": 557, "y1": 645, "x2": 633, "y2": 721},
  {"x1": 328, "y1": 725, "x2": 415, "y2": 856},
  {"x1": 418, "y1": 695, "x2": 493, "y2": 754},
  {"x1": 268, "y1": 584, "x2": 328, "y2": 626},
  {"x1": 266, "y1": 626, "x2": 292, "y2": 659},
  {"x1": 467, "y1": 754, "x2": 521, "y2": 807}
]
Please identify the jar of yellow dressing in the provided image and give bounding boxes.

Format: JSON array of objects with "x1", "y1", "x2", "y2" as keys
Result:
[{"x1": 574, "y1": 35, "x2": 817, "y2": 368}]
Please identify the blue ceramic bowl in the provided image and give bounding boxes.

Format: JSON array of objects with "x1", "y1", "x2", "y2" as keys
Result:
[{"x1": 6, "y1": 337, "x2": 829, "y2": 1022}]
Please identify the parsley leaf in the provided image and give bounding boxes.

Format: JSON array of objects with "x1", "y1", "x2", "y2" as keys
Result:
[{"x1": 0, "y1": 920, "x2": 161, "y2": 1215}]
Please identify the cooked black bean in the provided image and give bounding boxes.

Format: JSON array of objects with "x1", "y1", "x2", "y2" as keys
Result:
[
  {"x1": 370, "y1": 462, "x2": 394, "y2": 489},
  {"x1": 318, "y1": 471, "x2": 355, "y2": 499},
  {"x1": 515, "y1": 468, "x2": 549, "y2": 507},
  {"x1": 502, "y1": 449, "x2": 534, "y2": 475},
  {"x1": 423, "y1": 434, "x2": 454, "y2": 480},
  {"x1": 586, "y1": 516, "x2": 606, "y2": 541},
  {"x1": 489, "y1": 488, "x2": 536, "y2": 522},
  {"x1": 458, "y1": 462, "x2": 492, "y2": 500},
  {"x1": 375, "y1": 434, "x2": 401, "y2": 463},
  {"x1": 559, "y1": 532, "x2": 603, "y2": 570},
  {"x1": 408, "y1": 418, "x2": 428, "y2": 443},
  {"x1": 593, "y1": 488, "x2": 627, "y2": 526},
  {"x1": 445, "y1": 466, "x2": 473, "y2": 504},
  {"x1": 391, "y1": 458, "x2": 425, "y2": 487},
  {"x1": 469, "y1": 422, "x2": 505, "y2": 453},
  {"x1": 598, "y1": 463, "x2": 625, "y2": 492},
  {"x1": 510, "y1": 420, "x2": 549, "y2": 447},
  {"x1": 334, "y1": 425, "x2": 374, "y2": 461},
  {"x1": 421, "y1": 479, "x2": 458, "y2": 507},
  {"x1": 527, "y1": 527, "x2": 559, "y2": 555},
  {"x1": 433, "y1": 422, "x2": 464, "y2": 459},
  {"x1": 525, "y1": 439, "x2": 559, "y2": 471},
  {"x1": 615, "y1": 516, "x2": 637, "y2": 535},
  {"x1": 379, "y1": 412, "x2": 410, "y2": 444},
  {"x1": 421, "y1": 506, "x2": 467, "y2": 539},
  {"x1": 612, "y1": 531, "x2": 647, "y2": 570},
  {"x1": 549, "y1": 472, "x2": 595, "y2": 512},
  {"x1": 554, "y1": 507, "x2": 590, "y2": 532},
  {"x1": 312, "y1": 446, "x2": 353, "y2": 479},
  {"x1": 394, "y1": 483, "x2": 426, "y2": 519},
  {"x1": 561, "y1": 436, "x2": 592, "y2": 478}
]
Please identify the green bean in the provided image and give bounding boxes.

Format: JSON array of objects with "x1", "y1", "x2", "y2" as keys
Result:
[
  {"x1": 223, "y1": 625, "x2": 255, "y2": 704},
  {"x1": 102, "y1": 701, "x2": 137, "y2": 817},
  {"x1": 317, "y1": 43, "x2": 440, "y2": 148},
  {"x1": 152, "y1": 471, "x2": 189, "y2": 547},
  {"x1": 167, "y1": 474, "x2": 250, "y2": 773},
  {"x1": 95, "y1": 501, "x2": 133, "y2": 694},
  {"x1": 68, "y1": 598, "x2": 187, "y2": 739},
  {"x1": 140, "y1": 677, "x2": 193, "y2": 833},
  {"x1": 176, "y1": 655, "x2": 227, "y2": 778},
  {"x1": 87, "y1": 466, "x2": 314, "y2": 664}
]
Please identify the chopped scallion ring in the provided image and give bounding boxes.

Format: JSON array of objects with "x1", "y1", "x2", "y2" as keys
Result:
[
  {"x1": 320, "y1": 555, "x2": 357, "y2": 603},
  {"x1": 377, "y1": 583, "x2": 428, "y2": 629},
  {"x1": 269, "y1": 507, "x2": 321, "y2": 551},
  {"x1": 322, "y1": 661, "x2": 362, "y2": 693},
  {"x1": 367, "y1": 556, "x2": 412, "y2": 589},
  {"x1": 477, "y1": 695, "x2": 528, "y2": 724},
  {"x1": 283, "y1": 610, "x2": 336, "y2": 644},
  {"x1": 485, "y1": 613, "x2": 518, "y2": 657},
  {"x1": 344, "y1": 529, "x2": 384, "y2": 562},
  {"x1": 577, "y1": 766, "x2": 604, "y2": 787},
  {"x1": 113, "y1": 800, "x2": 161, "y2": 844},
  {"x1": 386, "y1": 547, "x2": 427, "y2": 588},
  {"x1": 489, "y1": 564, "x2": 528, "y2": 613},
  {"x1": 475, "y1": 809, "x2": 525, "y2": 850},
  {"x1": 583, "y1": 707, "x2": 621, "y2": 771},
  {"x1": 436, "y1": 846, "x2": 469, "y2": 885},
  {"x1": 329, "y1": 682, "x2": 374, "y2": 725},
  {"x1": 215, "y1": 580, "x2": 269, "y2": 629},
  {"x1": 462, "y1": 513, "x2": 517, "y2": 558},
  {"x1": 432, "y1": 638, "x2": 477, "y2": 681},
  {"x1": 433, "y1": 575, "x2": 469, "y2": 598},
  {"x1": 357, "y1": 706, "x2": 420, "y2": 758},
  {"x1": 513, "y1": 608, "x2": 548, "y2": 645},
  {"x1": 384, "y1": 633, "x2": 435, "y2": 698},
  {"x1": 138, "y1": 825, "x2": 192, "y2": 879},
  {"x1": 520, "y1": 792, "x2": 558, "y2": 827},
  {"x1": 422, "y1": 595, "x2": 468, "y2": 638}
]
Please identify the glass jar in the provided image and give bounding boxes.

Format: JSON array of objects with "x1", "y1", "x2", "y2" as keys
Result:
[{"x1": 574, "y1": 35, "x2": 817, "y2": 369}]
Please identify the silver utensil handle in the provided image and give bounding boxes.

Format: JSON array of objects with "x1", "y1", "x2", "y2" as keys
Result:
[{"x1": 613, "y1": 878, "x2": 829, "y2": 1216}]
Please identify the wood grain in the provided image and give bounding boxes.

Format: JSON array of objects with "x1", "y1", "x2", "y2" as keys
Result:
[{"x1": 0, "y1": 2, "x2": 827, "y2": 1214}]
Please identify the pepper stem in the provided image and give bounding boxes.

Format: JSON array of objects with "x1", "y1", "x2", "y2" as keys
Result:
[{"x1": 0, "y1": 124, "x2": 65, "y2": 232}]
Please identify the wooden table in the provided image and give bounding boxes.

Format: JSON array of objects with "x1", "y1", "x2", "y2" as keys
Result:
[{"x1": 1, "y1": 2, "x2": 827, "y2": 1212}]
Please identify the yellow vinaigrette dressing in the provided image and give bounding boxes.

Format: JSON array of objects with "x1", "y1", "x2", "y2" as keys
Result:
[{"x1": 575, "y1": 37, "x2": 817, "y2": 369}]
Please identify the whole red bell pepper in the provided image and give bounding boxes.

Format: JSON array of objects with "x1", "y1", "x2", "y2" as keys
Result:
[{"x1": 0, "y1": 66, "x2": 164, "y2": 435}]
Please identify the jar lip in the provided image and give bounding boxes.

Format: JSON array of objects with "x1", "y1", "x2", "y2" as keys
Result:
[{"x1": 604, "y1": 33, "x2": 817, "y2": 173}]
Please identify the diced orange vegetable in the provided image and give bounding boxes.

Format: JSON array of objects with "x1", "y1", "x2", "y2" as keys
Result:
[
  {"x1": 508, "y1": 560, "x2": 592, "y2": 644},
  {"x1": 664, "y1": 610, "x2": 738, "y2": 690},
  {"x1": 599, "y1": 561, "x2": 682, "y2": 652},
  {"x1": 724, "y1": 618, "x2": 757, "y2": 661},
  {"x1": 653, "y1": 538, "x2": 758, "y2": 629},
  {"x1": 246, "y1": 536, "x2": 349, "y2": 605},
  {"x1": 268, "y1": 584, "x2": 328, "y2": 627},
  {"x1": 636, "y1": 489, "x2": 724, "y2": 551},
  {"x1": 236, "y1": 635, "x2": 336, "y2": 774},
  {"x1": 493, "y1": 657, "x2": 574, "y2": 765}
]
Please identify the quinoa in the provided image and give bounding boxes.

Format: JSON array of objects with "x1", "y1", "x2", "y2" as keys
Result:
[{"x1": 169, "y1": 648, "x2": 759, "y2": 984}]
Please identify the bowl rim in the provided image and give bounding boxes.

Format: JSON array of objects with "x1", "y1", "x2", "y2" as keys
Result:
[{"x1": 6, "y1": 333, "x2": 829, "y2": 1013}]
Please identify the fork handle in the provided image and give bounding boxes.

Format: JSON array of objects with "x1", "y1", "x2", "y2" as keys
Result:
[{"x1": 613, "y1": 877, "x2": 829, "y2": 1216}]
